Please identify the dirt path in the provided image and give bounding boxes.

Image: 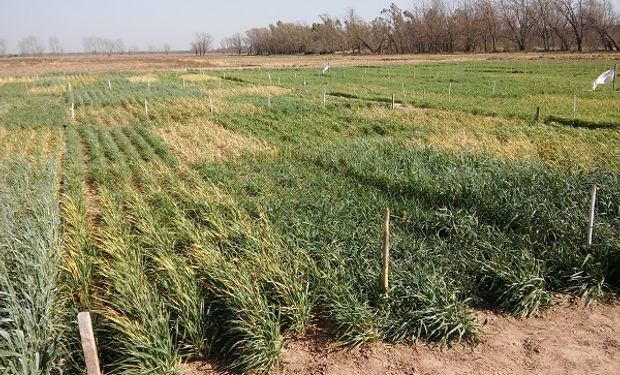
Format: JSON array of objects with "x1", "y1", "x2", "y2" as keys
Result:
[{"x1": 184, "y1": 298, "x2": 619, "y2": 375}]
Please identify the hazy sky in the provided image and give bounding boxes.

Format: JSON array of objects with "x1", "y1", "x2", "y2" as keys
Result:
[{"x1": 0, "y1": 0, "x2": 413, "y2": 53}]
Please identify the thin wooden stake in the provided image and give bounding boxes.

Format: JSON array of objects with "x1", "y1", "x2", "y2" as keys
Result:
[
  {"x1": 107, "y1": 80, "x2": 112, "y2": 90},
  {"x1": 303, "y1": 78, "x2": 307, "y2": 87},
  {"x1": 323, "y1": 89, "x2": 326, "y2": 105},
  {"x1": 573, "y1": 95, "x2": 577, "y2": 118},
  {"x1": 588, "y1": 185, "x2": 598, "y2": 246},
  {"x1": 144, "y1": 99, "x2": 148, "y2": 117},
  {"x1": 402, "y1": 82, "x2": 406, "y2": 97},
  {"x1": 77, "y1": 312, "x2": 101, "y2": 375},
  {"x1": 219, "y1": 77, "x2": 222, "y2": 88},
  {"x1": 267, "y1": 95, "x2": 271, "y2": 108},
  {"x1": 534, "y1": 106, "x2": 540, "y2": 122},
  {"x1": 208, "y1": 93, "x2": 213, "y2": 113},
  {"x1": 278, "y1": 77, "x2": 281, "y2": 85},
  {"x1": 448, "y1": 82, "x2": 452, "y2": 99},
  {"x1": 382, "y1": 208, "x2": 390, "y2": 296},
  {"x1": 71, "y1": 102, "x2": 75, "y2": 122},
  {"x1": 391, "y1": 94, "x2": 395, "y2": 110},
  {"x1": 268, "y1": 73, "x2": 272, "y2": 85},
  {"x1": 68, "y1": 81, "x2": 72, "y2": 93},
  {"x1": 613, "y1": 64, "x2": 617, "y2": 94},
  {"x1": 423, "y1": 87, "x2": 426, "y2": 101},
  {"x1": 182, "y1": 78, "x2": 185, "y2": 87}
]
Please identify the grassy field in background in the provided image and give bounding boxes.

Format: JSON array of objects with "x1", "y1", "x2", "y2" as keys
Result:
[{"x1": 0, "y1": 56, "x2": 619, "y2": 374}]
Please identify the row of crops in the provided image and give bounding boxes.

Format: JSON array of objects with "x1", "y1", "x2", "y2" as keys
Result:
[{"x1": 0, "y1": 57, "x2": 619, "y2": 374}]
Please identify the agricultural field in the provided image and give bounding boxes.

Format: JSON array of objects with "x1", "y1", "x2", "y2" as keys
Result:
[{"x1": 0, "y1": 55, "x2": 619, "y2": 374}]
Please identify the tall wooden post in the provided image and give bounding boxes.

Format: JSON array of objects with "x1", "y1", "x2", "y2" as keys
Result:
[
  {"x1": 588, "y1": 185, "x2": 598, "y2": 246},
  {"x1": 382, "y1": 208, "x2": 390, "y2": 296}
]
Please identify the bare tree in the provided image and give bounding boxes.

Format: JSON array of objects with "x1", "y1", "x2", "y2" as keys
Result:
[
  {"x1": 0, "y1": 38, "x2": 6, "y2": 56},
  {"x1": 192, "y1": 32, "x2": 213, "y2": 56},
  {"x1": 83, "y1": 36, "x2": 124, "y2": 54},
  {"x1": 48, "y1": 36, "x2": 63, "y2": 55},
  {"x1": 18, "y1": 36, "x2": 45, "y2": 56},
  {"x1": 499, "y1": 0, "x2": 534, "y2": 51},
  {"x1": 586, "y1": 0, "x2": 619, "y2": 50},
  {"x1": 163, "y1": 43, "x2": 171, "y2": 54},
  {"x1": 556, "y1": 0, "x2": 588, "y2": 51},
  {"x1": 201, "y1": 1, "x2": 620, "y2": 55},
  {"x1": 475, "y1": 0, "x2": 502, "y2": 52}
]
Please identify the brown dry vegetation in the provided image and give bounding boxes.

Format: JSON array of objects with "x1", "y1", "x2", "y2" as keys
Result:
[
  {"x1": 154, "y1": 120, "x2": 275, "y2": 163},
  {"x1": 1, "y1": 52, "x2": 617, "y2": 77}
]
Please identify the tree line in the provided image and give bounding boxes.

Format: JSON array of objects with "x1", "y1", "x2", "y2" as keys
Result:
[{"x1": 219, "y1": 0, "x2": 619, "y2": 55}]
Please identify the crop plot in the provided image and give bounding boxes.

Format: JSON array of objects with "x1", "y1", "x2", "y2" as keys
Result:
[{"x1": 0, "y1": 56, "x2": 618, "y2": 374}]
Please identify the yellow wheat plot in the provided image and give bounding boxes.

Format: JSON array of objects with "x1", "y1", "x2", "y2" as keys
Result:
[{"x1": 154, "y1": 120, "x2": 275, "y2": 163}]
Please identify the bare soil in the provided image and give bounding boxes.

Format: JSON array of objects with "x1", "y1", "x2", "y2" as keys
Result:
[
  {"x1": 1, "y1": 52, "x2": 615, "y2": 77},
  {"x1": 182, "y1": 297, "x2": 619, "y2": 375}
]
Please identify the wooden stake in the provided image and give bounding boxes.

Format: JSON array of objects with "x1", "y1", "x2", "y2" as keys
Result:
[
  {"x1": 219, "y1": 77, "x2": 222, "y2": 88},
  {"x1": 423, "y1": 87, "x2": 426, "y2": 101},
  {"x1": 323, "y1": 89, "x2": 326, "y2": 105},
  {"x1": 268, "y1": 73, "x2": 272, "y2": 85},
  {"x1": 402, "y1": 82, "x2": 406, "y2": 97},
  {"x1": 208, "y1": 93, "x2": 213, "y2": 113},
  {"x1": 303, "y1": 78, "x2": 307, "y2": 87},
  {"x1": 382, "y1": 208, "x2": 390, "y2": 296},
  {"x1": 534, "y1": 106, "x2": 540, "y2": 122},
  {"x1": 267, "y1": 95, "x2": 271, "y2": 108},
  {"x1": 144, "y1": 99, "x2": 148, "y2": 117},
  {"x1": 392, "y1": 94, "x2": 395, "y2": 110},
  {"x1": 71, "y1": 102, "x2": 75, "y2": 122},
  {"x1": 588, "y1": 185, "x2": 598, "y2": 246},
  {"x1": 448, "y1": 82, "x2": 452, "y2": 99},
  {"x1": 182, "y1": 78, "x2": 185, "y2": 87},
  {"x1": 573, "y1": 95, "x2": 577, "y2": 118},
  {"x1": 68, "y1": 81, "x2": 72, "y2": 93},
  {"x1": 613, "y1": 64, "x2": 617, "y2": 94},
  {"x1": 77, "y1": 312, "x2": 101, "y2": 375},
  {"x1": 278, "y1": 77, "x2": 281, "y2": 85},
  {"x1": 107, "y1": 80, "x2": 112, "y2": 90}
]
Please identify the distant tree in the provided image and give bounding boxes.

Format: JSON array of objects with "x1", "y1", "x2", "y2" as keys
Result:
[
  {"x1": 48, "y1": 36, "x2": 63, "y2": 55},
  {"x1": 191, "y1": 32, "x2": 213, "y2": 56},
  {"x1": 0, "y1": 38, "x2": 6, "y2": 56},
  {"x1": 228, "y1": 32, "x2": 245, "y2": 55},
  {"x1": 18, "y1": 36, "x2": 45, "y2": 56},
  {"x1": 83, "y1": 37, "x2": 124, "y2": 55},
  {"x1": 556, "y1": 0, "x2": 588, "y2": 51},
  {"x1": 163, "y1": 43, "x2": 171, "y2": 54},
  {"x1": 475, "y1": 0, "x2": 502, "y2": 52},
  {"x1": 499, "y1": 0, "x2": 534, "y2": 51},
  {"x1": 585, "y1": 0, "x2": 619, "y2": 50}
]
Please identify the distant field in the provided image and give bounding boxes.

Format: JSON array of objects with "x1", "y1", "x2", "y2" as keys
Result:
[{"x1": 0, "y1": 55, "x2": 619, "y2": 374}]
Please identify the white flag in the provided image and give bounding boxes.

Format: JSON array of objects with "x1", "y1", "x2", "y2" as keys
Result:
[
  {"x1": 322, "y1": 62, "x2": 330, "y2": 74},
  {"x1": 592, "y1": 68, "x2": 616, "y2": 90}
]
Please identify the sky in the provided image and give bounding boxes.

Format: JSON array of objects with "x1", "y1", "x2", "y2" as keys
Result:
[{"x1": 0, "y1": 0, "x2": 413, "y2": 54}]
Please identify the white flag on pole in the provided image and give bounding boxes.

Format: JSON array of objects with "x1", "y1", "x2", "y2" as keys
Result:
[
  {"x1": 322, "y1": 62, "x2": 330, "y2": 74},
  {"x1": 592, "y1": 67, "x2": 616, "y2": 90}
]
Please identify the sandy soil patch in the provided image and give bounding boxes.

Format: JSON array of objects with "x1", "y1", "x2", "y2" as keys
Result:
[{"x1": 180, "y1": 298, "x2": 619, "y2": 375}]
